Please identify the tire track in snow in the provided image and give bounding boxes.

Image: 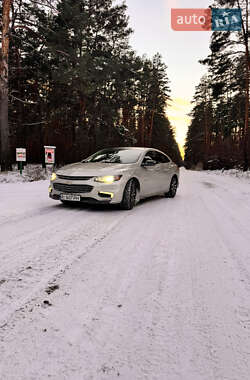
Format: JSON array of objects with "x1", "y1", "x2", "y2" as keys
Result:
[
  {"x1": 1, "y1": 170, "x2": 250, "y2": 379},
  {"x1": 0, "y1": 206, "x2": 131, "y2": 329}
]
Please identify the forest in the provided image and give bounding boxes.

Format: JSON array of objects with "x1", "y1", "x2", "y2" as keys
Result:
[
  {"x1": 0, "y1": 0, "x2": 182, "y2": 170},
  {"x1": 185, "y1": 0, "x2": 249, "y2": 171}
]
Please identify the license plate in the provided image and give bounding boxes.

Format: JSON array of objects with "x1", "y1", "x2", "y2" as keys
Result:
[{"x1": 60, "y1": 194, "x2": 81, "y2": 202}]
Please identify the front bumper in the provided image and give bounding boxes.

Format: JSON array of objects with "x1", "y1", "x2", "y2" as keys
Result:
[
  {"x1": 49, "y1": 193, "x2": 112, "y2": 204},
  {"x1": 49, "y1": 178, "x2": 126, "y2": 204}
]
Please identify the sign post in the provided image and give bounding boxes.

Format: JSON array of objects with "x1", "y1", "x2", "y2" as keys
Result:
[
  {"x1": 44, "y1": 146, "x2": 56, "y2": 172},
  {"x1": 16, "y1": 148, "x2": 26, "y2": 175}
]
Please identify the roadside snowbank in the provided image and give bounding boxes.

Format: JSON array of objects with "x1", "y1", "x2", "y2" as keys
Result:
[
  {"x1": 206, "y1": 168, "x2": 250, "y2": 182},
  {"x1": 0, "y1": 165, "x2": 51, "y2": 183}
]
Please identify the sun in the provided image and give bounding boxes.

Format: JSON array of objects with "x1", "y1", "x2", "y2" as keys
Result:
[{"x1": 166, "y1": 97, "x2": 191, "y2": 159}]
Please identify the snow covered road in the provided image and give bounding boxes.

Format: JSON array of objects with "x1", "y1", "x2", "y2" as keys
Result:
[{"x1": 1, "y1": 169, "x2": 250, "y2": 380}]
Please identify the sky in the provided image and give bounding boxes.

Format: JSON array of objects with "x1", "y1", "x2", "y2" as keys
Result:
[{"x1": 125, "y1": 0, "x2": 212, "y2": 156}]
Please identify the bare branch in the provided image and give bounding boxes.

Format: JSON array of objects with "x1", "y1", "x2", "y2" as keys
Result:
[
  {"x1": 10, "y1": 94, "x2": 38, "y2": 104},
  {"x1": 22, "y1": 121, "x2": 47, "y2": 125}
]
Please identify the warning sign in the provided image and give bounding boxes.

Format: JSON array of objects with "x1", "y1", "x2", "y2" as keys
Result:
[
  {"x1": 16, "y1": 148, "x2": 26, "y2": 162},
  {"x1": 44, "y1": 146, "x2": 56, "y2": 164}
]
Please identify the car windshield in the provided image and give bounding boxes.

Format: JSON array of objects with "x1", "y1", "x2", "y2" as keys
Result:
[{"x1": 84, "y1": 149, "x2": 143, "y2": 164}]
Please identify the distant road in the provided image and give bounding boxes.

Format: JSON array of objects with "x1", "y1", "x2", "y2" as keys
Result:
[{"x1": 1, "y1": 169, "x2": 250, "y2": 380}]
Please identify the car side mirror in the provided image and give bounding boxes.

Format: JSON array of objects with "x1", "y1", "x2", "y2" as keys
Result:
[{"x1": 142, "y1": 159, "x2": 156, "y2": 167}]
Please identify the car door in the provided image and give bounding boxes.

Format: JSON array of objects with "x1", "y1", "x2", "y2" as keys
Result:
[
  {"x1": 154, "y1": 151, "x2": 173, "y2": 192},
  {"x1": 139, "y1": 151, "x2": 164, "y2": 196}
]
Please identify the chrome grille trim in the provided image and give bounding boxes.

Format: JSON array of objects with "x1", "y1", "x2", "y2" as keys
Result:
[
  {"x1": 54, "y1": 183, "x2": 93, "y2": 193},
  {"x1": 57, "y1": 175, "x2": 93, "y2": 181}
]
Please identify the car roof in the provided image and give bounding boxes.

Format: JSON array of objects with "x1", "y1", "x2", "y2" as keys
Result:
[
  {"x1": 96, "y1": 147, "x2": 171, "y2": 159},
  {"x1": 103, "y1": 147, "x2": 146, "y2": 150},
  {"x1": 104, "y1": 147, "x2": 164, "y2": 152},
  {"x1": 109, "y1": 147, "x2": 169, "y2": 155}
]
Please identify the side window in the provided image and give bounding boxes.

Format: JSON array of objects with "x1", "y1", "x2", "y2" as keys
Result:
[
  {"x1": 143, "y1": 151, "x2": 170, "y2": 164},
  {"x1": 159, "y1": 153, "x2": 170, "y2": 163},
  {"x1": 144, "y1": 151, "x2": 157, "y2": 161},
  {"x1": 154, "y1": 152, "x2": 170, "y2": 163}
]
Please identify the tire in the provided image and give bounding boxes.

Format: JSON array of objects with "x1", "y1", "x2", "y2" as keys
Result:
[
  {"x1": 165, "y1": 176, "x2": 178, "y2": 198},
  {"x1": 120, "y1": 179, "x2": 137, "y2": 210}
]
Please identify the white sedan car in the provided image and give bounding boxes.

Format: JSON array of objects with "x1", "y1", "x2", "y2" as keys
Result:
[{"x1": 49, "y1": 147, "x2": 179, "y2": 210}]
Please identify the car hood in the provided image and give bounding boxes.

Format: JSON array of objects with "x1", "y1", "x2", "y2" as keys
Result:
[{"x1": 57, "y1": 162, "x2": 135, "y2": 176}]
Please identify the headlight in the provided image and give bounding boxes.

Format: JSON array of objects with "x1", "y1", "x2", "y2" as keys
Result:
[
  {"x1": 94, "y1": 175, "x2": 122, "y2": 184},
  {"x1": 50, "y1": 172, "x2": 57, "y2": 181}
]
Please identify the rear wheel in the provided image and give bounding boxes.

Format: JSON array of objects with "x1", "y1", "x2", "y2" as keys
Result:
[
  {"x1": 120, "y1": 179, "x2": 137, "y2": 210},
  {"x1": 165, "y1": 176, "x2": 178, "y2": 198}
]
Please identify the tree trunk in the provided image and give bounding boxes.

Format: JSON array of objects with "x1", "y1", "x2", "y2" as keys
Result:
[
  {"x1": 243, "y1": 0, "x2": 249, "y2": 171},
  {"x1": 140, "y1": 109, "x2": 146, "y2": 146},
  {"x1": 0, "y1": 0, "x2": 12, "y2": 171},
  {"x1": 237, "y1": 0, "x2": 250, "y2": 170},
  {"x1": 243, "y1": 44, "x2": 249, "y2": 171},
  {"x1": 148, "y1": 109, "x2": 155, "y2": 147}
]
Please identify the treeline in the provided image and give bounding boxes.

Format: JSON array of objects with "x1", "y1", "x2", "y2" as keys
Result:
[
  {"x1": 185, "y1": 0, "x2": 249, "y2": 170},
  {"x1": 0, "y1": 0, "x2": 182, "y2": 169}
]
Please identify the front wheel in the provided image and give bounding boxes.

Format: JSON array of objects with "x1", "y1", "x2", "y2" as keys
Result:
[
  {"x1": 120, "y1": 179, "x2": 137, "y2": 210},
  {"x1": 165, "y1": 176, "x2": 178, "y2": 198}
]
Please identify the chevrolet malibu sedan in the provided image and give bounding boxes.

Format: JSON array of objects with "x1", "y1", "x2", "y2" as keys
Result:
[{"x1": 49, "y1": 147, "x2": 179, "y2": 210}]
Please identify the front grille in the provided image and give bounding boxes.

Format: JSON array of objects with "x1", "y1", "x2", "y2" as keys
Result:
[
  {"x1": 54, "y1": 183, "x2": 93, "y2": 193},
  {"x1": 57, "y1": 174, "x2": 93, "y2": 181}
]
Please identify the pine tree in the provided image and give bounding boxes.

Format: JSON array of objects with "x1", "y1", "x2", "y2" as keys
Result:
[
  {"x1": 201, "y1": 0, "x2": 249, "y2": 169},
  {"x1": 3, "y1": 0, "x2": 181, "y2": 165},
  {"x1": 0, "y1": 0, "x2": 13, "y2": 171}
]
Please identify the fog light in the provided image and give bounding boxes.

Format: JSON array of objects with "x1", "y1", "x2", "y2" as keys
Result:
[
  {"x1": 50, "y1": 173, "x2": 57, "y2": 181},
  {"x1": 49, "y1": 186, "x2": 52, "y2": 193},
  {"x1": 98, "y1": 191, "x2": 114, "y2": 199}
]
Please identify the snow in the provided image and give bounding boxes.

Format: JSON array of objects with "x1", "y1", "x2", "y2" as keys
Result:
[
  {"x1": 1, "y1": 168, "x2": 250, "y2": 379},
  {"x1": 207, "y1": 168, "x2": 250, "y2": 182},
  {"x1": 0, "y1": 164, "x2": 50, "y2": 183}
]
